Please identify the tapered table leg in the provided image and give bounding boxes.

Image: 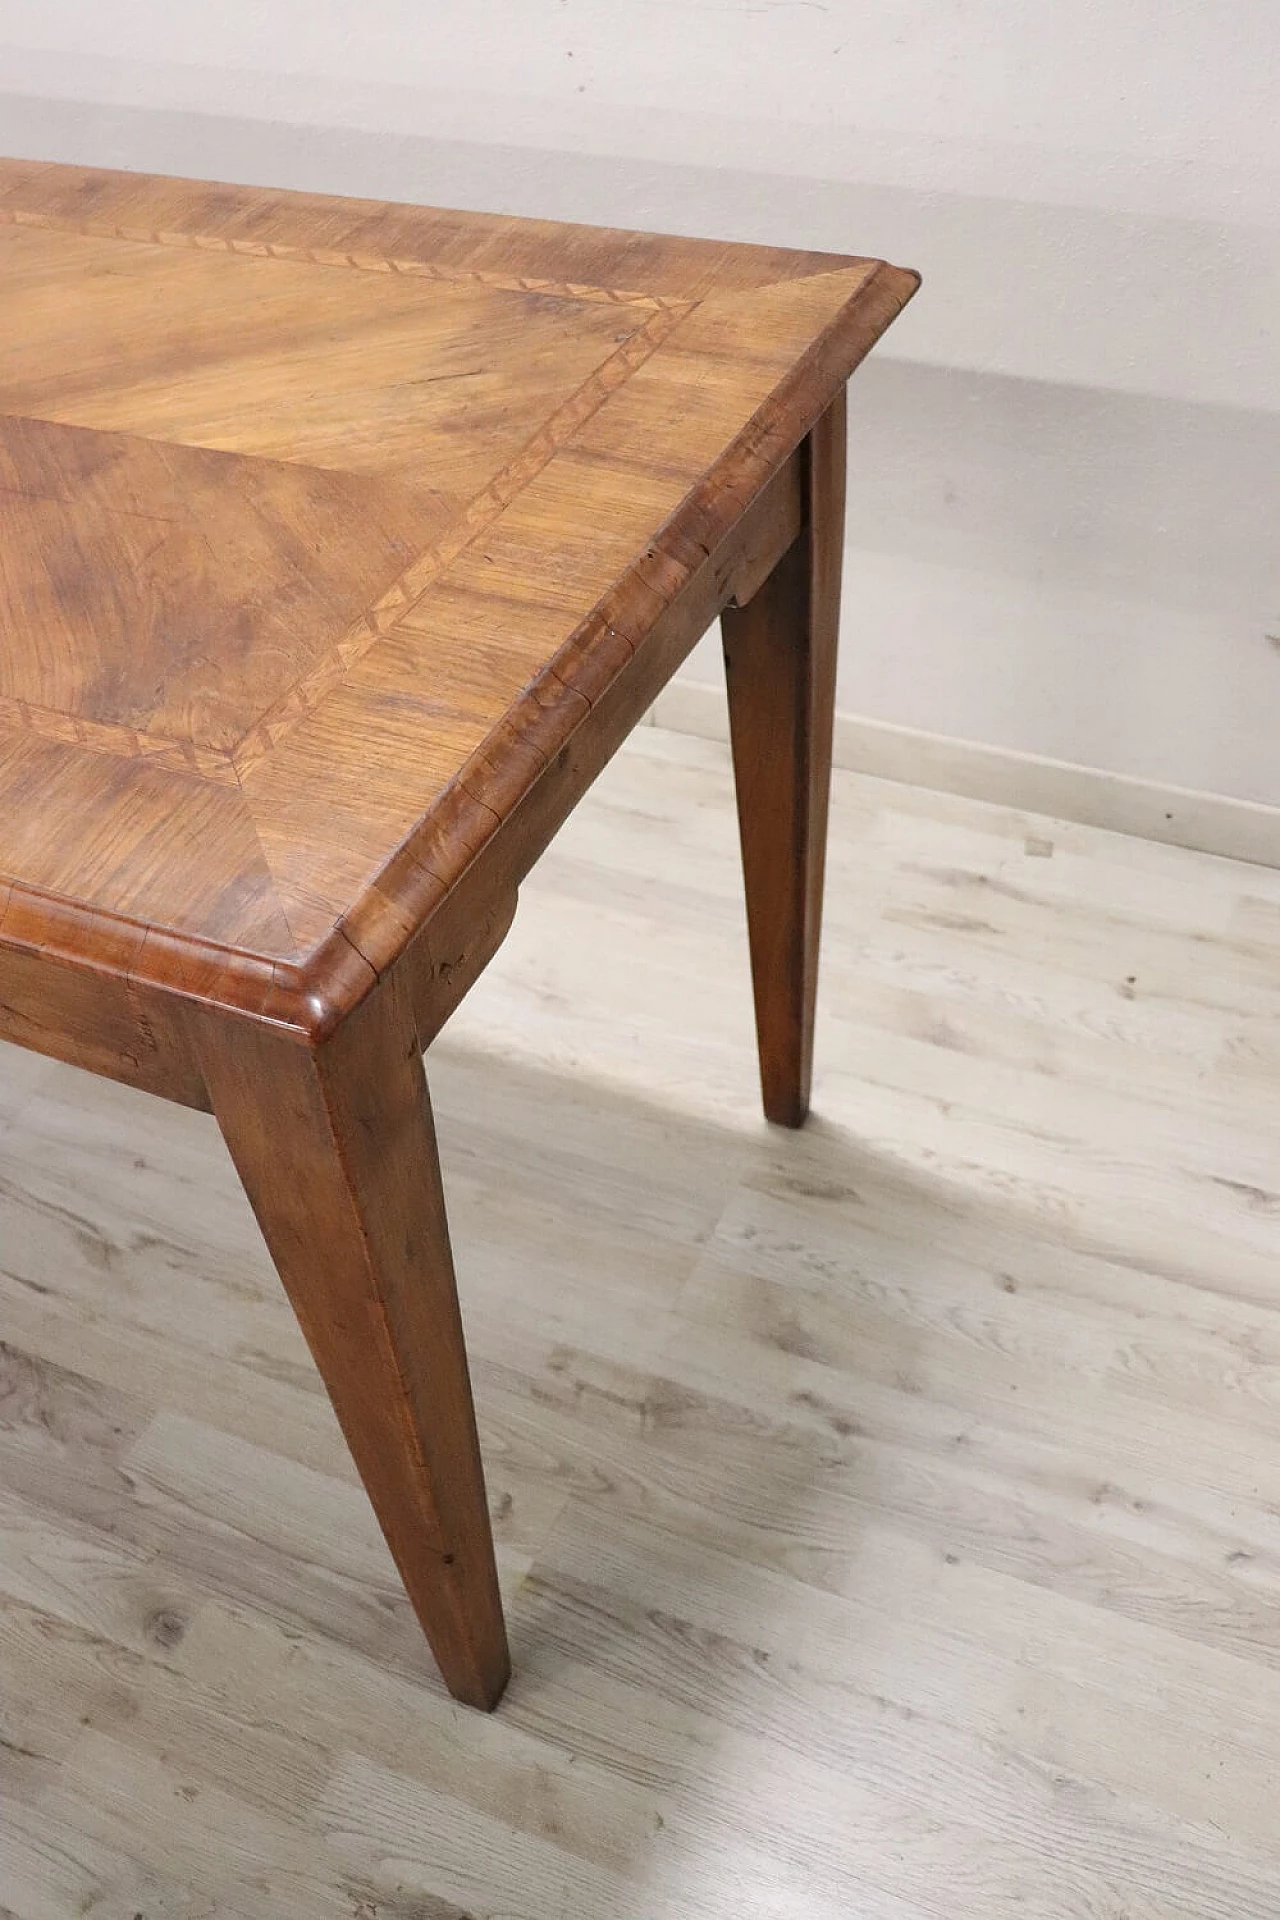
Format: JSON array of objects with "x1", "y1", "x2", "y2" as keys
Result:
[
  {"x1": 193, "y1": 970, "x2": 510, "y2": 1710},
  {"x1": 721, "y1": 388, "x2": 847, "y2": 1127}
]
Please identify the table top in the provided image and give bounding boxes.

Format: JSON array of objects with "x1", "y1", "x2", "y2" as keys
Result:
[{"x1": 0, "y1": 158, "x2": 916, "y2": 1029}]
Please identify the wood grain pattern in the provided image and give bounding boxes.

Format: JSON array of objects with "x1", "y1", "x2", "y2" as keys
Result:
[
  {"x1": 3, "y1": 725, "x2": 1280, "y2": 1915},
  {"x1": 0, "y1": 158, "x2": 915, "y2": 1036},
  {"x1": 722, "y1": 389, "x2": 846, "y2": 1124}
]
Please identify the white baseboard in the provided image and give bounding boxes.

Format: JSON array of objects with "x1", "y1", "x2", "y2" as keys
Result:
[{"x1": 649, "y1": 680, "x2": 1280, "y2": 871}]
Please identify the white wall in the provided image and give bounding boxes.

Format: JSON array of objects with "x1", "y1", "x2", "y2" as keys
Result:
[{"x1": 2, "y1": 3, "x2": 1277, "y2": 802}]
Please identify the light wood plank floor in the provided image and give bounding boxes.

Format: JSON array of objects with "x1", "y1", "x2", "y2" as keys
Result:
[{"x1": 2, "y1": 725, "x2": 1280, "y2": 1920}]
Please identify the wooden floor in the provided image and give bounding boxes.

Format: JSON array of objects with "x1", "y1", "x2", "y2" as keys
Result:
[{"x1": 3, "y1": 724, "x2": 1280, "y2": 1920}]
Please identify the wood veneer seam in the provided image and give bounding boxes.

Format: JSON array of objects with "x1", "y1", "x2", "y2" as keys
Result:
[
  {"x1": 0, "y1": 302, "x2": 689, "y2": 786},
  {"x1": 229, "y1": 297, "x2": 693, "y2": 778}
]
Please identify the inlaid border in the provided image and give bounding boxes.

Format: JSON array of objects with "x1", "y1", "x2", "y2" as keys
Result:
[
  {"x1": 0, "y1": 205, "x2": 688, "y2": 311},
  {"x1": 229, "y1": 297, "x2": 692, "y2": 777},
  {"x1": 0, "y1": 235, "x2": 695, "y2": 784},
  {"x1": 0, "y1": 693, "x2": 239, "y2": 784}
]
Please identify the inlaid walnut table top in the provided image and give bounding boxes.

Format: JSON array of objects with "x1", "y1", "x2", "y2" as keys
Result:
[{"x1": 0, "y1": 158, "x2": 917, "y2": 1707}]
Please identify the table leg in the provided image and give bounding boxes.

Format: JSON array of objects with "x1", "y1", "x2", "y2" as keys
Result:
[
  {"x1": 721, "y1": 387, "x2": 846, "y2": 1127},
  {"x1": 193, "y1": 970, "x2": 510, "y2": 1710}
]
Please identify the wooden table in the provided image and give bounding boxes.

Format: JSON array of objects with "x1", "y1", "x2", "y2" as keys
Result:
[{"x1": 0, "y1": 159, "x2": 916, "y2": 1709}]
